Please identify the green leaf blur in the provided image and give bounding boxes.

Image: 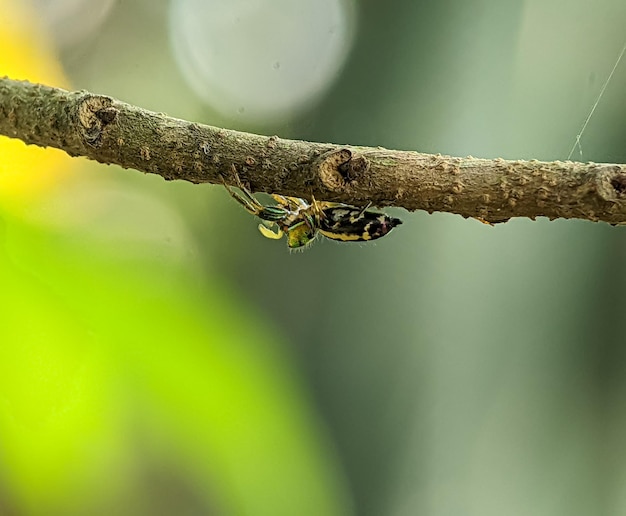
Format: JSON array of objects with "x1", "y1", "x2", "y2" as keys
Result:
[{"x1": 0, "y1": 209, "x2": 348, "y2": 515}]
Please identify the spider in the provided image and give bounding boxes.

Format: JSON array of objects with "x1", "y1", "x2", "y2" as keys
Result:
[{"x1": 223, "y1": 169, "x2": 402, "y2": 249}]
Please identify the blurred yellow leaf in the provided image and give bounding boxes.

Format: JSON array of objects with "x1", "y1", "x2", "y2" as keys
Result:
[{"x1": 0, "y1": 0, "x2": 76, "y2": 211}]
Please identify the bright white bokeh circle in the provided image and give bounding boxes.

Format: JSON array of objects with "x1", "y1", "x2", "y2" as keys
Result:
[{"x1": 169, "y1": 0, "x2": 355, "y2": 123}]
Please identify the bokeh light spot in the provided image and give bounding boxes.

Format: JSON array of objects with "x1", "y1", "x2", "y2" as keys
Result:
[{"x1": 169, "y1": 0, "x2": 356, "y2": 123}]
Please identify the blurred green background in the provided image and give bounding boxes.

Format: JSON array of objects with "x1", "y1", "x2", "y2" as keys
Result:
[{"x1": 1, "y1": 0, "x2": 626, "y2": 515}]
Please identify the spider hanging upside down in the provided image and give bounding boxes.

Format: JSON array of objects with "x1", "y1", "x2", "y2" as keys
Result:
[{"x1": 223, "y1": 168, "x2": 402, "y2": 249}]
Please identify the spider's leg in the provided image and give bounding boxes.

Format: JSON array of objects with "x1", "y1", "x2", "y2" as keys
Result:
[
  {"x1": 232, "y1": 169, "x2": 268, "y2": 203},
  {"x1": 271, "y1": 194, "x2": 310, "y2": 211},
  {"x1": 315, "y1": 197, "x2": 373, "y2": 219},
  {"x1": 270, "y1": 194, "x2": 293, "y2": 208},
  {"x1": 291, "y1": 196, "x2": 311, "y2": 209},
  {"x1": 258, "y1": 222, "x2": 284, "y2": 240},
  {"x1": 222, "y1": 179, "x2": 264, "y2": 216},
  {"x1": 222, "y1": 167, "x2": 277, "y2": 218},
  {"x1": 357, "y1": 201, "x2": 373, "y2": 218},
  {"x1": 231, "y1": 171, "x2": 260, "y2": 203}
]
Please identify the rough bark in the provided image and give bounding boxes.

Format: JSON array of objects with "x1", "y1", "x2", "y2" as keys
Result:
[{"x1": 2, "y1": 77, "x2": 626, "y2": 224}]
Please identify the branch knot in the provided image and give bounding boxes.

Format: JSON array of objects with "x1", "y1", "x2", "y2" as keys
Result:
[
  {"x1": 315, "y1": 148, "x2": 370, "y2": 191},
  {"x1": 77, "y1": 94, "x2": 118, "y2": 148},
  {"x1": 594, "y1": 165, "x2": 626, "y2": 203}
]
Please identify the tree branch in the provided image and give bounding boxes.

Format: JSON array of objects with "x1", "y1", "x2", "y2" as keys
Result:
[{"x1": 2, "y1": 77, "x2": 626, "y2": 224}]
